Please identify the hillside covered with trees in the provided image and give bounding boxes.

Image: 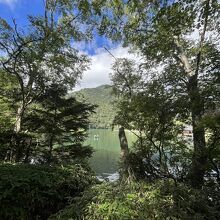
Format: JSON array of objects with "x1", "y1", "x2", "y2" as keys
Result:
[
  {"x1": 0, "y1": 0, "x2": 219, "y2": 219},
  {"x1": 72, "y1": 85, "x2": 117, "y2": 128}
]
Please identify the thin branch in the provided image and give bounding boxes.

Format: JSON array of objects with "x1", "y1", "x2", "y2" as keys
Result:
[
  {"x1": 104, "y1": 47, "x2": 117, "y2": 60},
  {"x1": 195, "y1": 0, "x2": 210, "y2": 76}
]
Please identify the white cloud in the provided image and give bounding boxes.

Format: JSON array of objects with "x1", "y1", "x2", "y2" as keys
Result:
[
  {"x1": 75, "y1": 46, "x2": 139, "y2": 90},
  {"x1": 0, "y1": 0, "x2": 18, "y2": 9}
]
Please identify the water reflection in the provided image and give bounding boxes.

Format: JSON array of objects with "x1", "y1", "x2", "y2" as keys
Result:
[{"x1": 85, "y1": 129, "x2": 136, "y2": 175}]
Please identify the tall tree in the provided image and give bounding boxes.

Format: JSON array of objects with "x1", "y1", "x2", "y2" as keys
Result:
[
  {"x1": 0, "y1": 0, "x2": 94, "y2": 161},
  {"x1": 22, "y1": 83, "x2": 95, "y2": 164},
  {"x1": 111, "y1": 58, "x2": 191, "y2": 182},
  {"x1": 98, "y1": 0, "x2": 220, "y2": 188}
]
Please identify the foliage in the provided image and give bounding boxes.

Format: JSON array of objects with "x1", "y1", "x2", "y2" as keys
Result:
[
  {"x1": 0, "y1": 0, "x2": 94, "y2": 163},
  {"x1": 18, "y1": 83, "x2": 96, "y2": 164},
  {"x1": 99, "y1": 0, "x2": 220, "y2": 187},
  {"x1": 0, "y1": 163, "x2": 96, "y2": 220},
  {"x1": 0, "y1": 1, "x2": 220, "y2": 219},
  {"x1": 50, "y1": 180, "x2": 220, "y2": 220},
  {"x1": 202, "y1": 112, "x2": 220, "y2": 183},
  {"x1": 110, "y1": 59, "x2": 191, "y2": 181},
  {"x1": 0, "y1": 70, "x2": 18, "y2": 131},
  {"x1": 0, "y1": 4, "x2": 98, "y2": 219},
  {"x1": 0, "y1": 84, "x2": 95, "y2": 164}
]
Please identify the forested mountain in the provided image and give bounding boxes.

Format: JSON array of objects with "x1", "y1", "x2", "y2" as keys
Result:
[{"x1": 72, "y1": 85, "x2": 117, "y2": 129}]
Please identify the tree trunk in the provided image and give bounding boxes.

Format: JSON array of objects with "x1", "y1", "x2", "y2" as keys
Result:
[
  {"x1": 119, "y1": 127, "x2": 135, "y2": 182},
  {"x1": 14, "y1": 105, "x2": 24, "y2": 133},
  {"x1": 119, "y1": 127, "x2": 129, "y2": 159},
  {"x1": 11, "y1": 104, "x2": 25, "y2": 162},
  {"x1": 48, "y1": 134, "x2": 54, "y2": 164},
  {"x1": 174, "y1": 38, "x2": 207, "y2": 188},
  {"x1": 188, "y1": 75, "x2": 207, "y2": 188},
  {"x1": 15, "y1": 139, "x2": 25, "y2": 162},
  {"x1": 24, "y1": 138, "x2": 32, "y2": 163}
]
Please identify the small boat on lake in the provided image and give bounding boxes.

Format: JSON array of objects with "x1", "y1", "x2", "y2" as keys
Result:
[{"x1": 94, "y1": 134, "x2": 99, "y2": 140}]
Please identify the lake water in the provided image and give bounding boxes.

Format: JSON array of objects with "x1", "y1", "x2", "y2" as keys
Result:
[{"x1": 85, "y1": 129, "x2": 136, "y2": 176}]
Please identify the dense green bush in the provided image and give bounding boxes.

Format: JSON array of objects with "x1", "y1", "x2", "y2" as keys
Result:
[
  {"x1": 50, "y1": 180, "x2": 220, "y2": 220},
  {"x1": 0, "y1": 164, "x2": 96, "y2": 220}
]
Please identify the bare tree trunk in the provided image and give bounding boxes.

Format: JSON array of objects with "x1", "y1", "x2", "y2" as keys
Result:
[{"x1": 119, "y1": 127, "x2": 135, "y2": 183}]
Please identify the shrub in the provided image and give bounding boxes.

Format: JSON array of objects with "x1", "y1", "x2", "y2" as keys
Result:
[
  {"x1": 0, "y1": 164, "x2": 96, "y2": 220},
  {"x1": 50, "y1": 180, "x2": 220, "y2": 220}
]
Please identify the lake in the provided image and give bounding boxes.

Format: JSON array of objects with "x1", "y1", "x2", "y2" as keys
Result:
[{"x1": 85, "y1": 129, "x2": 137, "y2": 176}]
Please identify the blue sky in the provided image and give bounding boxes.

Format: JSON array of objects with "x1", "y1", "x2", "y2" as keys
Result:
[
  {"x1": 0, "y1": 0, "x2": 134, "y2": 89},
  {"x1": 0, "y1": 0, "x2": 114, "y2": 54},
  {"x1": 0, "y1": 0, "x2": 44, "y2": 26}
]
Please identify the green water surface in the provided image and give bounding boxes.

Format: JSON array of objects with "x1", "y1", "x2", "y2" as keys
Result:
[{"x1": 85, "y1": 129, "x2": 136, "y2": 175}]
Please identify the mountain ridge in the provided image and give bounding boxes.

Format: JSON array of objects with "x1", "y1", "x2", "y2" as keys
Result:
[{"x1": 71, "y1": 84, "x2": 117, "y2": 128}]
